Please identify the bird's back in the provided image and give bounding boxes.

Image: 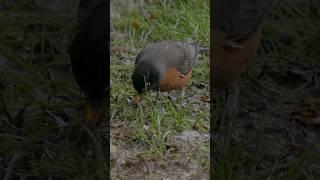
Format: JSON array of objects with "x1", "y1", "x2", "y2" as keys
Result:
[
  {"x1": 136, "y1": 41, "x2": 200, "y2": 76},
  {"x1": 213, "y1": 0, "x2": 279, "y2": 43}
]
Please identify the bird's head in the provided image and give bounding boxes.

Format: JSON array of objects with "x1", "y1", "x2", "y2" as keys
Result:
[{"x1": 132, "y1": 62, "x2": 159, "y2": 94}]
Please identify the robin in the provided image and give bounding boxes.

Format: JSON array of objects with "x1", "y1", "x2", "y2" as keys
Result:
[
  {"x1": 212, "y1": 0, "x2": 320, "y2": 118},
  {"x1": 69, "y1": 0, "x2": 108, "y2": 128},
  {"x1": 132, "y1": 41, "x2": 208, "y2": 94},
  {"x1": 211, "y1": 0, "x2": 279, "y2": 117}
]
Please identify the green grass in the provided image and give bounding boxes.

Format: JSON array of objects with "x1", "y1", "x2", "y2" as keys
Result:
[
  {"x1": 0, "y1": 1, "x2": 107, "y2": 179},
  {"x1": 111, "y1": 0, "x2": 209, "y2": 178}
]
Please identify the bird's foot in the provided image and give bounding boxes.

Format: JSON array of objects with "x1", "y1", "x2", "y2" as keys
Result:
[{"x1": 180, "y1": 87, "x2": 186, "y2": 99}]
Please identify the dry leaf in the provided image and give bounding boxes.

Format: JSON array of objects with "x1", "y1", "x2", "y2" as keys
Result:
[
  {"x1": 200, "y1": 96, "x2": 210, "y2": 102},
  {"x1": 133, "y1": 95, "x2": 142, "y2": 103},
  {"x1": 290, "y1": 105, "x2": 320, "y2": 126},
  {"x1": 111, "y1": 45, "x2": 128, "y2": 54}
]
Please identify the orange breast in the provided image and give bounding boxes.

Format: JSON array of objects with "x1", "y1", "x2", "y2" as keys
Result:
[
  {"x1": 212, "y1": 27, "x2": 262, "y2": 88},
  {"x1": 159, "y1": 68, "x2": 192, "y2": 91}
]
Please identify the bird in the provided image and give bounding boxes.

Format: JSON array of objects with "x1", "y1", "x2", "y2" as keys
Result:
[
  {"x1": 211, "y1": 0, "x2": 279, "y2": 118},
  {"x1": 69, "y1": 0, "x2": 109, "y2": 128},
  {"x1": 132, "y1": 41, "x2": 208, "y2": 95}
]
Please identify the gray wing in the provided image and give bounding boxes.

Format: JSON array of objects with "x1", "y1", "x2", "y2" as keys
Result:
[
  {"x1": 174, "y1": 42, "x2": 200, "y2": 75},
  {"x1": 136, "y1": 41, "x2": 200, "y2": 75},
  {"x1": 213, "y1": 0, "x2": 279, "y2": 43}
]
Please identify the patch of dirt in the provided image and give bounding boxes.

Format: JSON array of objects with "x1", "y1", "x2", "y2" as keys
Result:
[{"x1": 111, "y1": 130, "x2": 209, "y2": 180}]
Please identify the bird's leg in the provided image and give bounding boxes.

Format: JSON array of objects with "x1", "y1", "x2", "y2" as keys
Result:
[
  {"x1": 175, "y1": 87, "x2": 185, "y2": 107},
  {"x1": 214, "y1": 80, "x2": 240, "y2": 118},
  {"x1": 213, "y1": 81, "x2": 240, "y2": 153},
  {"x1": 223, "y1": 80, "x2": 240, "y2": 120},
  {"x1": 156, "y1": 89, "x2": 160, "y2": 100},
  {"x1": 180, "y1": 87, "x2": 186, "y2": 99},
  {"x1": 215, "y1": 83, "x2": 240, "y2": 125},
  {"x1": 156, "y1": 89, "x2": 168, "y2": 100}
]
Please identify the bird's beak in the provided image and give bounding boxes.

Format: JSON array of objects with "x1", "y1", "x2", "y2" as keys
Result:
[{"x1": 84, "y1": 100, "x2": 106, "y2": 128}]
